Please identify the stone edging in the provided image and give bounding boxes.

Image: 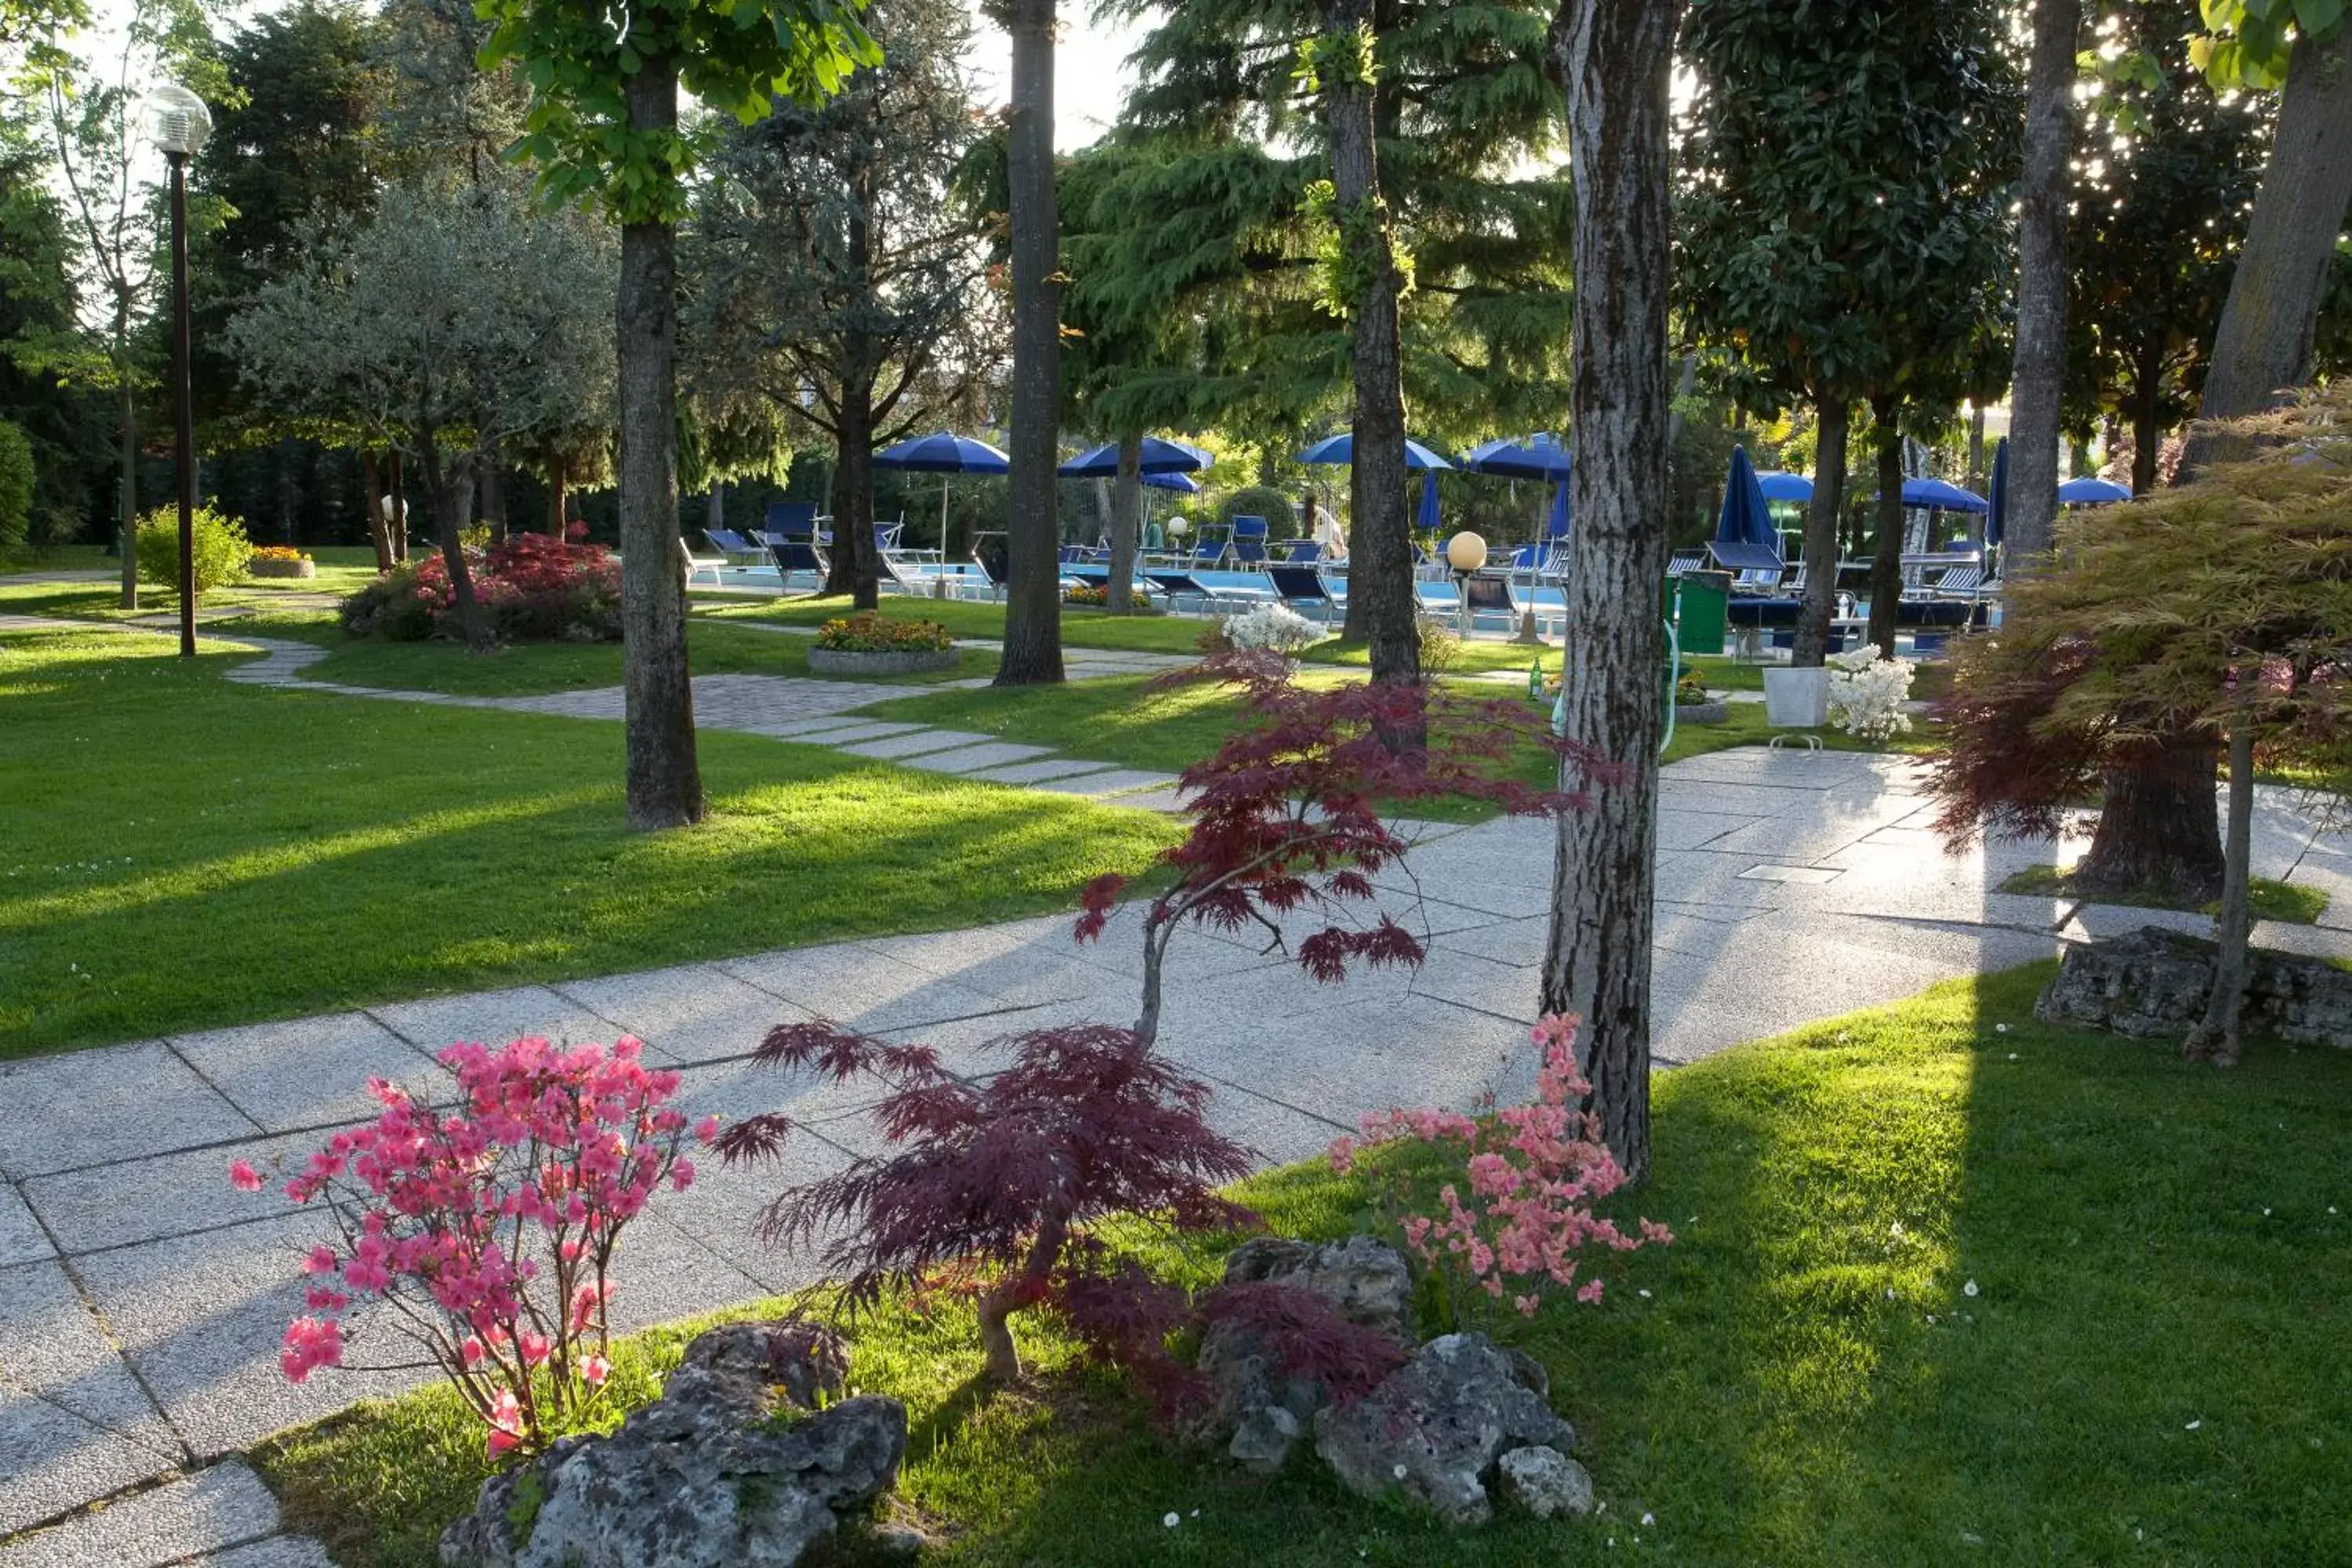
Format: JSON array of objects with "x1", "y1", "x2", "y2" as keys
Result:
[{"x1": 807, "y1": 645, "x2": 957, "y2": 676}]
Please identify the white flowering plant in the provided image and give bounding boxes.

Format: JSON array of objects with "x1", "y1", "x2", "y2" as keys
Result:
[
  {"x1": 1824, "y1": 646, "x2": 1916, "y2": 741},
  {"x1": 1221, "y1": 601, "x2": 1325, "y2": 654}
]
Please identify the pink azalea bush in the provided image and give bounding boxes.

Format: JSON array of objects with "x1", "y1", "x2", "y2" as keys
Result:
[
  {"x1": 1330, "y1": 1013, "x2": 1671, "y2": 1318},
  {"x1": 229, "y1": 1036, "x2": 703, "y2": 1457}
]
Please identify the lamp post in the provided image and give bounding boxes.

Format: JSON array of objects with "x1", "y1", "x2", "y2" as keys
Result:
[
  {"x1": 149, "y1": 83, "x2": 210, "y2": 659},
  {"x1": 1446, "y1": 529, "x2": 1486, "y2": 639}
]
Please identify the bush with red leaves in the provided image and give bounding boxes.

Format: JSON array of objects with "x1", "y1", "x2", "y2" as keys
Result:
[
  {"x1": 344, "y1": 529, "x2": 621, "y2": 644},
  {"x1": 1078, "y1": 649, "x2": 1603, "y2": 1045},
  {"x1": 718, "y1": 1019, "x2": 1256, "y2": 1385}
]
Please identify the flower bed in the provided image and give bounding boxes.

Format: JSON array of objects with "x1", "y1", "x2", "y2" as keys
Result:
[
  {"x1": 1065, "y1": 583, "x2": 1152, "y2": 609},
  {"x1": 808, "y1": 612, "x2": 957, "y2": 674},
  {"x1": 338, "y1": 526, "x2": 620, "y2": 643},
  {"x1": 249, "y1": 546, "x2": 316, "y2": 580}
]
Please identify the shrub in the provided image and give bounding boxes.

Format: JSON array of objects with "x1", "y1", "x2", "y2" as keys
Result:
[
  {"x1": 1065, "y1": 583, "x2": 1152, "y2": 609},
  {"x1": 134, "y1": 503, "x2": 253, "y2": 599},
  {"x1": 1332, "y1": 1013, "x2": 1671, "y2": 1319},
  {"x1": 336, "y1": 533, "x2": 621, "y2": 643},
  {"x1": 1675, "y1": 670, "x2": 1711, "y2": 706},
  {"x1": 814, "y1": 613, "x2": 953, "y2": 653},
  {"x1": 1413, "y1": 608, "x2": 1462, "y2": 672},
  {"x1": 717, "y1": 1020, "x2": 1254, "y2": 1385},
  {"x1": 0, "y1": 419, "x2": 32, "y2": 549},
  {"x1": 230, "y1": 1036, "x2": 700, "y2": 1457},
  {"x1": 1218, "y1": 485, "x2": 1294, "y2": 531},
  {"x1": 1825, "y1": 646, "x2": 1915, "y2": 740},
  {"x1": 1220, "y1": 601, "x2": 1323, "y2": 654},
  {"x1": 338, "y1": 564, "x2": 436, "y2": 641}
]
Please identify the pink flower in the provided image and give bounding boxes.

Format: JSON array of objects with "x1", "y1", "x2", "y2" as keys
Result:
[
  {"x1": 302, "y1": 1245, "x2": 339, "y2": 1276},
  {"x1": 518, "y1": 1331, "x2": 550, "y2": 1367},
  {"x1": 1576, "y1": 1279, "x2": 1606, "y2": 1305},
  {"x1": 695, "y1": 1115, "x2": 721, "y2": 1144},
  {"x1": 227, "y1": 1160, "x2": 263, "y2": 1192},
  {"x1": 580, "y1": 1354, "x2": 610, "y2": 1386},
  {"x1": 670, "y1": 1160, "x2": 695, "y2": 1192},
  {"x1": 278, "y1": 1316, "x2": 343, "y2": 1383},
  {"x1": 1327, "y1": 1135, "x2": 1356, "y2": 1174},
  {"x1": 460, "y1": 1336, "x2": 485, "y2": 1366}
]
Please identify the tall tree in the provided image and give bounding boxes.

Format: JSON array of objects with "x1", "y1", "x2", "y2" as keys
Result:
[
  {"x1": 992, "y1": 0, "x2": 1063, "y2": 685},
  {"x1": 17, "y1": 0, "x2": 223, "y2": 606},
  {"x1": 1537, "y1": 0, "x2": 1682, "y2": 1183},
  {"x1": 477, "y1": 0, "x2": 877, "y2": 827},
  {"x1": 2062, "y1": 5, "x2": 2265, "y2": 493},
  {"x1": 0, "y1": 103, "x2": 107, "y2": 542},
  {"x1": 1677, "y1": 0, "x2": 2018, "y2": 666},
  {"x1": 2001, "y1": 0, "x2": 2082, "y2": 564},
  {"x1": 228, "y1": 181, "x2": 615, "y2": 648},
  {"x1": 688, "y1": 0, "x2": 998, "y2": 610}
]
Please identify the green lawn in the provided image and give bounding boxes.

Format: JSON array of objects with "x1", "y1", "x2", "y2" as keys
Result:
[
  {"x1": 0, "y1": 626, "x2": 1174, "y2": 1058},
  {"x1": 252, "y1": 963, "x2": 2352, "y2": 1566},
  {"x1": 705, "y1": 594, "x2": 1214, "y2": 655},
  {"x1": 1999, "y1": 863, "x2": 2330, "y2": 925},
  {"x1": 0, "y1": 543, "x2": 112, "y2": 575}
]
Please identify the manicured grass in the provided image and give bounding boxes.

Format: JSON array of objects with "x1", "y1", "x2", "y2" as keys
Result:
[
  {"x1": 706, "y1": 594, "x2": 1214, "y2": 655},
  {"x1": 0, "y1": 543, "x2": 111, "y2": 575},
  {"x1": 0, "y1": 626, "x2": 1174, "y2": 1057},
  {"x1": 1999, "y1": 863, "x2": 2330, "y2": 925},
  {"x1": 251, "y1": 963, "x2": 2352, "y2": 1566}
]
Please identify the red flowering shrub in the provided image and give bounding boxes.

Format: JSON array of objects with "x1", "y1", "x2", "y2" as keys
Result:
[
  {"x1": 717, "y1": 1020, "x2": 1254, "y2": 1385},
  {"x1": 229, "y1": 1036, "x2": 702, "y2": 1457},
  {"x1": 337, "y1": 530, "x2": 620, "y2": 643},
  {"x1": 1331, "y1": 1014, "x2": 1670, "y2": 1319}
]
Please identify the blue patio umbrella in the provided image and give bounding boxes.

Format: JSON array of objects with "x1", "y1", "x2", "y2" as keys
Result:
[
  {"x1": 1544, "y1": 479, "x2": 1570, "y2": 564},
  {"x1": 874, "y1": 432, "x2": 1011, "y2": 557},
  {"x1": 1296, "y1": 431, "x2": 1454, "y2": 471},
  {"x1": 2058, "y1": 475, "x2": 2132, "y2": 506},
  {"x1": 1459, "y1": 432, "x2": 1573, "y2": 480},
  {"x1": 1142, "y1": 470, "x2": 1200, "y2": 493},
  {"x1": 1986, "y1": 437, "x2": 2010, "y2": 549},
  {"x1": 1878, "y1": 476, "x2": 1990, "y2": 514},
  {"x1": 1755, "y1": 471, "x2": 1813, "y2": 503},
  {"x1": 1058, "y1": 435, "x2": 1214, "y2": 478},
  {"x1": 1715, "y1": 445, "x2": 1780, "y2": 558},
  {"x1": 1417, "y1": 471, "x2": 1442, "y2": 533}
]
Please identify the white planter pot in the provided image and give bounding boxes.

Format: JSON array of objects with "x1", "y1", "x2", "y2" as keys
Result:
[{"x1": 1762, "y1": 666, "x2": 1830, "y2": 728}]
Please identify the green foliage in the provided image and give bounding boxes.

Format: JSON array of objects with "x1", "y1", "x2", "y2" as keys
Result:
[
  {"x1": 1677, "y1": 0, "x2": 2019, "y2": 416},
  {"x1": 339, "y1": 564, "x2": 435, "y2": 641},
  {"x1": 2192, "y1": 0, "x2": 2346, "y2": 89},
  {"x1": 0, "y1": 419, "x2": 32, "y2": 546},
  {"x1": 474, "y1": 0, "x2": 879, "y2": 224},
  {"x1": 133, "y1": 503, "x2": 253, "y2": 599},
  {"x1": 1217, "y1": 484, "x2": 1293, "y2": 529}
]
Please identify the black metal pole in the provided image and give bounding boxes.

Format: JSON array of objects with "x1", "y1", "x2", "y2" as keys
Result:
[{"x1": 169, "y1": 149, "x2": 195, "y2": 658}]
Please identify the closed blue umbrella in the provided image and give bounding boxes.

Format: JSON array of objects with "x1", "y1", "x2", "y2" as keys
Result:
[
  {"x1": 1296, "y1": 432, "x2": 1454, "y2": 471},
  {"x1": 874, "y1": 432, "x2": 1011, "y2": 558},
  {"x1": 1986, "y1": 437, "x2": 2010, "y2": 548},
  {"x1": 1417, "y1": 471, "x2": 1441, "y2": 532},
  {"x1": 1058, "y1": 436, "x2": 1214, "y2": 478},
  {"x1": 2058, "y1": 475, "x2": 2132, "y2": 505},
  {"x1": 1543, "y1": 479, "x2": 1570, "y2": 568},
  {"x1": 1716, "y1": 445, "x2": 1780, "y2": 557},
  {"x1": 1142, "y1": 470, "x2": 1200, "y2": 493}
]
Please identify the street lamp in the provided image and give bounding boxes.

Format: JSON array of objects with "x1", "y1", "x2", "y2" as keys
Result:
[
  {"x1": 1446, "y1": 529, "x2": 1486, "y2": 637},
  {"x1": 148, "y1": 83, "x2": 210, "y2": 659}
]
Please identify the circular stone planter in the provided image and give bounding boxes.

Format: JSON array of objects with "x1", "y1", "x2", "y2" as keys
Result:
[
  {"x1": 808, "y1": 645, "x2": 958, "y2": 677},
  {"x1": 248, "y1": 557, "x2": 317, "y2": 579},
  {"x1": 1675, "y1": 699, "x2": 1730, "y2": 726}
]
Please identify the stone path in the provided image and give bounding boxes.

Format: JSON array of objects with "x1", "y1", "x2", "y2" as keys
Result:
[{"x1": 10, "y1": 615, "x2": 2352, "y2": 1563}]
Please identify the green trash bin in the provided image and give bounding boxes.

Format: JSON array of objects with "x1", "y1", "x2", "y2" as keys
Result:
[{"x1": 1671, "y1": 569, "x2": 1729, "y2": 656}]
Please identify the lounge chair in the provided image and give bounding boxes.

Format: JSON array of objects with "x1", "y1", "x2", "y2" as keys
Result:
[
  {"x1": 677, "y1": 535, "x2": 727, "y2": 589},
  {"x1": 970, "y1": 532, "x2": 1011, "y2": 601},
  {"x1": 766, "y1": 538, "x2": 829, "y2": 584},
  {"x1": 1461, "y1": 573, "x2": 1519, "y2": 627},
  {"x1": 1268, "y1": 563, "x2": 1344, "y2": 622},
  {"x1": 1708, "y1": 539, "x2": 1787, "y2": 592},
  {"x1": 764, "y1": 500, "x2": 822, "y2": 544},
  {"x1": 1666, "y1": 549, "x2": 1705, "y2": 576},
  {"x1": 704, "y1": 527, "x2": 761, "y2": 562},
  {"x1": 1286, "y1": 540, "x2": 1323, "y2": 564},
  {"x1": 1229, "y1": 514, "x2": 1270, "y2": 566}
]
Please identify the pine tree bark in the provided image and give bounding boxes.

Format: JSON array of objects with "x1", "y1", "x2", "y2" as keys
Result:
[
  {"x1": 1326, "y1": 0, "x2": 1418, "y2": 685},
  {"x1": 1865, "y1": 395, "x2": 1904, "y2": 658},
  {"x1": 1107, "y1": 428, "x2": 1142, "y2": 615},
  {"x1": 996, "y1": 0, "x2": 1065, "y2": 686},
  {"x1": 2188, "y1": 22, "x2": 2352, "y2": 467},
  {"x1": 826, "y1": 376, "x2": 881, "y2": 611},
  {"x1": 2077, "y1": 741, "x2": 2224, "y2": 898},
  {"x1": 1539, "y1": 0, "x2": 1682, "y2": 1185},
  {"x1": 1791, "y1": 397, "x2": 1848, "y2": 666},
  {"x1": 2004, "y1": 0, "x2": 2079, "y2": 562},
  {"x1": 617, "y1": 53, "x2": 705, "y2": 829}
]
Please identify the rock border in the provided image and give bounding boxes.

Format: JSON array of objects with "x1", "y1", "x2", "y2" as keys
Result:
[
  {"x1": 1675, "y1": 699, "x2": 1730, "y2": 726},
  {"x1": 248, "y1": 558, "x2": 318, "y2": 580},
  {"x1": 807, "y1": 645, "x2": 957, "y2": 677}
]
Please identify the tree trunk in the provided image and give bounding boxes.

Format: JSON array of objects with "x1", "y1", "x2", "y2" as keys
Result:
[
  {"x1": 1865, "y1": 396, "x2": 1904, "y2": 658},
  {"x1": 115, "y1": 321, "x2": 136, "y2": 609},
  {"x1": 2131, "y1": 347, "x2": 2161, "y2": 495},
  {"x1": 616, "y1": 53, "x2": 705, "y2": 830},
  {"x1": 1965, "y1": 404, "x2": 1986, "y2": 498},
  {"x1": 1107, "y1": 428, "x2": 1142, "y2": 615},
  {"x1": 546, "y1": 453, "x2": 568, "y2": 536},
  {"x1": 826, "y1": 381, "x2": 880, "y2": 611},
  {"x1": 388, "y1": 453, "x2": 408, "y2": 563},
  {"x1": 996, "y1": 0, "x2": 1065, "y2": 686},
  {"x1": 361, "y1": 448, "x2": 393, "y2": 572},
  {"x1": 706, "y1": 477, "x2": 724, "y2": 540},
  {"x1": 2004, "y1": 0, "x2": 2078, "y2": 562},
  {"x1": 1792, "y1": 397, "x2": 1847, "y2": 666},
  {"x1": 1538, "y1": 0, "x2": 1682, "y2": 1185},
  {"x1": 2188, "y1": 22, "x2": 2352, "y2": 467},
  {"x1": 419, "y1": 441, "x2": 490, "y2": 651},
  {"x1": 1326, "y1": 0, "x2": 1419, "y2": 684},
  {"x1": 2184, "y1": 720, "x2": 2258, "y2": 1067},
  {"x1": 2077, "y1": 742, "x2": 2223, "y2": 899},
  {"x1": 480, "y1": 458, "x2": 506, "y2": 543}
]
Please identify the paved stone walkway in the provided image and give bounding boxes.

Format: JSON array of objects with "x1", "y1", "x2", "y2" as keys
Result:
[{"x1": 9, "y1": 615, "x2": 2352, "y2": 1563}]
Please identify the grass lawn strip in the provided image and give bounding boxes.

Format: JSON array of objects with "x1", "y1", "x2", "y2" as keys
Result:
[
  {"x1": 252, "y1": 962, "x2": 2352, "y2": 1566},
  {"x1": 2000, "y1": 862, "x2": 2330, "y2": 925},
  {"x1": 0, "y1": 625, "x2": 1174, "y2": 1058}
]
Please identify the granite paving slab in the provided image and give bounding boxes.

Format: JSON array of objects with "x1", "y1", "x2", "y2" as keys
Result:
[
  {"x1": 904, "y1": 741, "x2": 1058, "y2": 774},
  {"x1": 165, "y1": 1014, "x2": 448, "y2": 1134},
  {"x1": 964, "y1": 757, "x2": 1130, "y2": 786},
  {"x1": 0, "y1": 1044, "x2": 259, "y2": 1181},
  {"x1": 22, "y1": 1130, "x2": 320, "y2": 1257},
  {"x1": 833, "y1": 728, "x2": 996, "y2": 760},
  {"x1": 368, "y1": 984, "x2": 622, "y2": 1058},
  {"x1": 0, "y1": 1461, "x2": 280, "y2": 1568},
  {"x1": 188, "y1": 1537, "x2": 339, "y2": 1568},
  {"x1": 554, "y1": 964, "x2": 811, "y2": 1067},
  {"x1": 0, "y1": 1189, "x2": 51, "y2": 1269},
  {"x1": 713, "y1": 944, "x2": 1015, "y2": 1035},
  {"x1": 1032, "y1": 768, "x2": 1183, "y2": 797}
]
